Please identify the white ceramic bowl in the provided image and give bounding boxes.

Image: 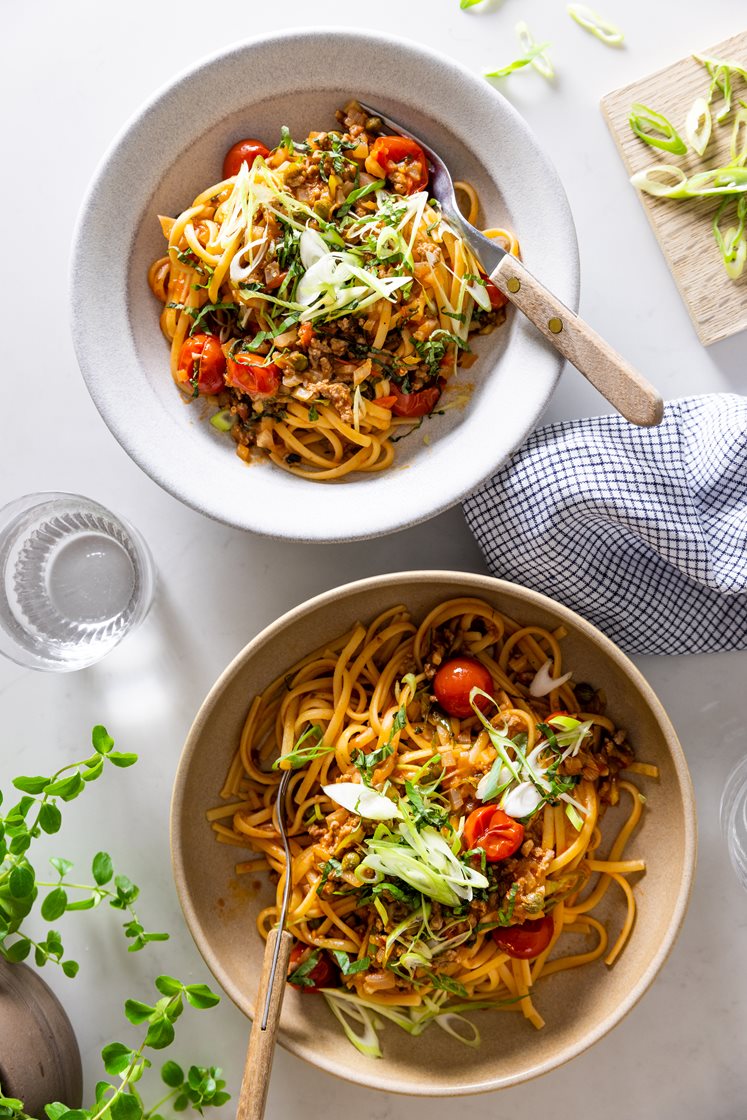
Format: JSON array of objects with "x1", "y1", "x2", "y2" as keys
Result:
[{"x1": 71, "y1": 29, "x2": 579, "y2": 541}]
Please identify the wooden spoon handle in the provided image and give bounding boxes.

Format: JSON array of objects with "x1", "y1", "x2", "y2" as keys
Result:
[
  {"x1": 489, "y1": 254, "x2": 663, "y2": 427},
  {"x1": 235, "y1": 928, "x2": 293, "y2": 1120}
]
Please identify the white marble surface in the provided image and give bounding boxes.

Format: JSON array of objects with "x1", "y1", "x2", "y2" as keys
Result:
[{"x1": 2, "y1": 1, "x2": 747, "y2": 1116}]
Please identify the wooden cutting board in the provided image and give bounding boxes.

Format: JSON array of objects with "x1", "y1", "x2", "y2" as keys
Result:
[{"x1": 601, "y1": 31, "x2": 747, "y2": 347}]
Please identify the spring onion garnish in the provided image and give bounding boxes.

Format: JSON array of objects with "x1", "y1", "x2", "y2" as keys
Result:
[
  {"x1": 529, "y1": 658, "x2": 573, "y2": 698},
  {"x1": 209, "y1": 409, "x2": 234, "y2": 431},
  {"x1": 486, "y1": 37, "x2": 553, "y2": 81},
  {"x1": 713, "y1": 196, "x2": 747, "y2": 280},
  {"x1": 567, "y1": 4, "x2": 624, "y2": 47},
  {"x1": 356, "y1": 803, "x2": 488, "y2": 907},
  {"x1": 684, "y1": 96, "x2": 712, "y2": 158},
  {"x1": 272, "y1": 723, "x2": 334, "y2": 770},
  {"x1": 460, "y1": 0, "x2": 485, "y2": 7},
  {"x1": 693, "y1": 53, "x2": 747, "y2": 124},
  {"x1": 628, "y1": 103, "x2": 687, "y2": 155},
  {"x1": 731, "y1": 107, "x2": 747, "y2": 167},
  {"x1": 631, "y1": 164, "x2": 747, "y2": 199},
  {"x1": 322, "y1": 782, "x2": 402, "y2": 820},
  {"x1": 515, "y1": 22, "x2": 554, "y2": 81}
]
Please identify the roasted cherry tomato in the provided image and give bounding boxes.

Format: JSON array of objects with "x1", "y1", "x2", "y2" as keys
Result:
[
  {"x1": 485, "y1": 277, "x2": 509, "y2": 310},
  {"x1": 390, "y1": 382, "x2": 442, "y2": 419},
  {"x1": 463, "y1": 805, "x2": 524, "y2": 862},
  {"x1": 222, "y1": 138, "x2": 271, "y2": 179},
  {"x1": 176, "y1": 333, "x2": 226, "y2": 396},
  {"x1": 492, "y1": 914, "x2": 555, "y2": 959},
  {"x1": 287, "y1": 944, "x2": 336, "y2": 993},
  {"x1": 225, "y1": 353, "x2": 281, "y2": 398},
  {"x1": 370, "y1": 135, "x2": 429, "y2": 194},
  {"x1": 433, "y1": 656, "x2": 494, "y2": 718}
]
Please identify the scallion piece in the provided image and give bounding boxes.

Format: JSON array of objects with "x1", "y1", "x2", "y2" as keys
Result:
[
  {"x1": 629, "y1": 103, "x2": 687, "y2": 155},
  {"x1": 515, "y1": 22, "x2": 555, "y2": 81},
  {"x1": 730, "y1": 107, "x2": 747, "y2": 167},
  {"x1": 631, "y1": 163, "x2": 747, "y2": 199},
  {"x1": 209, "y1": 409, "x2": 234, "y2": 432},
  {"x1": 713, "y1": 196, "x2": 747, "y2": 280},
  {"x1": 460, "y1": 0, "x2": 485, "y2": 8},
  {"x1": 567, "y1": 4, "x2": 624, "y2": 47},
  {"x1": 685, "y1": 97, "x2": 712, "y2": 157},
  {"x1": 486, "y1": 39, "x2": 553, "y2": 80}
]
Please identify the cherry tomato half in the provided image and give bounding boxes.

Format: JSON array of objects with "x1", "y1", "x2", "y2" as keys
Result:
[
  {"x1": 433, "y1": 656, "x2": 494, "y2": 718},
  {"x1": 287, "y1": 944, "x2": 336, "y2": 993},
  {"x1": 390, "y1": 382, "x2": 442, "y2": 418},
  {"x1": 176, "y1": 334, "x2": 226, "y2": 396},
  {"x1": 222, "y1": 138, "x2": 271, "y2": 179},
  {"x1": 463, "y1": 806, "x2": 524, "y2": 862},
  {"x1": 225, "y1": 353, "x2": 281, "y2": 398},
  {"x1": 485, "y1": 277, "x2": 509, "y2": 310},
  {"x1": 370, "y1": 135, "x2": 429, "y2": 195},
  {"x1": 492, "y1": 914, "x2": 555, "y2": 959}
]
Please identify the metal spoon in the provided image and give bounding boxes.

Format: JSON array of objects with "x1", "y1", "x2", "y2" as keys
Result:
[{"x1": 360, "y1": 102, "x2": 663, "y2": 428}]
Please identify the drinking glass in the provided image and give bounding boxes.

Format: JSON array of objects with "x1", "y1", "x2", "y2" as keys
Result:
[
  {"x1": 0, "y1": 493, "x2": 155, "y2": 671},
  {"x1": 721, "y1": 755, "x2": 747, "y2": 891}
]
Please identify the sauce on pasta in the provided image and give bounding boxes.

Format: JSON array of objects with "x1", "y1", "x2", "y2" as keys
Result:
[
  {"x1": 209, "y1": 598, "x2": 655, "y2": 1055},
  {"x1": 149, "y1": 102, "x2": 518, "y2": 481}
]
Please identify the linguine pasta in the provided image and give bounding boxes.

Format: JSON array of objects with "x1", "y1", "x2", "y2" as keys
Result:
[
  {"x1": 210, "y1": 597, "x2": 654, "y2": 1056},
  {"x1": 149, "y1": 102, "x2": 517, "y2": 481}
]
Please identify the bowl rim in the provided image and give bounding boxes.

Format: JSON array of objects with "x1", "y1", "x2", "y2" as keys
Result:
[
  {"x1": 69, "y1": 26, "x2": 580, "y2": 542},
  {"x1": 170, "y1": 570, "x2": 697, "y2": 1095}
]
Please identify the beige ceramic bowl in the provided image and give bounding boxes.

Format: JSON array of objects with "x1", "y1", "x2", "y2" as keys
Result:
[{"x1": 170, "y1": 572, "x2": 696, "y2": 1095}]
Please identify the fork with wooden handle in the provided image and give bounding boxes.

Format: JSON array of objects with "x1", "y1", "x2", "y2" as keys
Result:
[
  {"x1": 235, "y1": 768, "x2": 294, "y2": 1120},
  {"x1": 361, "y1": 103, "x2": 663, "y2": 428}
]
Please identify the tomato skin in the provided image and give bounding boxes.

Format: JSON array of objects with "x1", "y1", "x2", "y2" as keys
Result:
[
  {"x1": 176, "y1": 334, "x2": 226, "y2": 396},
  {"x1": 370, "y1": 135, "x2": 429, "y2": 194},
  {"x1": 222, "y1": 138, "x2": 270, "y2": 179},
  {"x1": 225, "y1": 354, "x2": 281, "y2": 398},
  {"x1": 433, "y1": 656, "x2": 494, "y2": 718},
  {"x1": 288, "y1": 944, "x2": 336, "y2": 993},
  {"x1": 485, "y1": 277, "x2": 509, "y2": 310},
  {"x1": 390, "y1": 382, "x2": 442, "y2": 418},
  {"x1": 492, "y1": 914, "x2": 555, "y2": 959},
  {"x1": 463, "y1": 806, "x2": 524, "y2": 862}
]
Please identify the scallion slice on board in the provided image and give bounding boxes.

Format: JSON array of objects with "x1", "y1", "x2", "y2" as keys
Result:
[
  {"x1": 631, "y1": 163, "x2": 747, "y2": 199},
  {"x1": 685, "y1": 97, "x2": 712, "y2": 157},
  {"x1": 629, "y1": 103, "x2": 687, "y2": 155},
  {"x1": 713, "y1": 196, "x2": 747, "y2": 280},
  {"x1": 567, "y1": 4, "x2": 624, "y2": 47}
]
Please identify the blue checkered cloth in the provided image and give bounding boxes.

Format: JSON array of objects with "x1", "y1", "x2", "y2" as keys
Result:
[{"x1": 463, "y1": 394, "x2": 747, "y2": 655}]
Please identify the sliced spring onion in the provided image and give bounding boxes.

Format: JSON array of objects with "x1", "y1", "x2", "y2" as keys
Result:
[
  {"x1": 322, "y1": 782, "x2": 402, "y2": 820},
  {"x1": 432, "y1": 1012, "x2": 481, "y2": 1048},
  {"x1": 209, "y1": 410, "x2": 234, "y2": 432},
  {"x1": 460, "y1": 0, "x2": 485, "y2": 7},
  {"x1": 322, "y1": 993, "x2": 383, "y2": 1058},
  {"x1": 631, "y1": 164, "x2": 747, "y2": 199},
  {"x1": 485, "y1": 40, "x2": 553, "y2": 80},
  {"x1": 685, "y1": 97, "x2": 712, "y2": 157},
  {"x1": 713, "y1": 196, "x2": 747, "y2": 280},
  {"x1": 565, "y1": 802, "x2": 584, "y2": 831},
  {"x1": 694, "y1": 52, "x2": 747, "y2": 124},
  {"x1": 515, "y1": 22, "x2": 554, "y2": 81},
  {"x1": 731, "y1": 107, "x2": 747, "y2": 167},
  {"x1": 567, "y1": 4, "x2": 624, "y2": 47},
  {"x1": 628, "y1": 103, "x2": 687, "y2": 155},
  {"x1": 529, "y1": 658, "x2": 573, "y2": 698},
  {"x1": 501, "y1": 781, "x2": 545, "y2": 819}
]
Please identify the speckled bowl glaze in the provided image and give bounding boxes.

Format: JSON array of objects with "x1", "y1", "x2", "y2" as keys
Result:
[
  {"x1": 70, "y1": 28, "x2": 578, "y2": 541},
  {"x1": 171, "y1": 571, "x2": 696, "y2": 1095}
]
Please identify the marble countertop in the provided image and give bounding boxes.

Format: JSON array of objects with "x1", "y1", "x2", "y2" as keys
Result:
[{"x1": 2, "y1": 1, "x2": 746, "y2": 1117}]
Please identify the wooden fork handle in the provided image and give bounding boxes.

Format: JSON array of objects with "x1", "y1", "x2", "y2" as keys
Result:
[
  {"x1": 236, "y1": 928, "x2": 294, "y2": 1120},
  {"x1": 489, "y1": 254, "x2": 663, "y2": 427}
]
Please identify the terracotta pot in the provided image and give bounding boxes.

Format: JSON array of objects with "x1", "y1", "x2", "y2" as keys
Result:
[{"x1": 0, "y1": 959, "x2": 82, "y2": 1113}]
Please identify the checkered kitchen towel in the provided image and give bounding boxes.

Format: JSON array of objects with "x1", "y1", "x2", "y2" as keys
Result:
[{"x1": 463, "y1": 394, "x2": 747, "y2": 655}]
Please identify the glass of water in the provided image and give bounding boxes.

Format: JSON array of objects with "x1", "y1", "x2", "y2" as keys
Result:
[
  {"x1": 0, "y1": 493, "x2": 155, "y2": 672},
  {"x1": 721, "y1": 756, "x2": 747, "y2": 892}
]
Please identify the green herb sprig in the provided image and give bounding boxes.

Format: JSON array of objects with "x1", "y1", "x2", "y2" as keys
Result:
[{"x1": 0, "y1": 727, "x2": 167, "y2": 975}]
